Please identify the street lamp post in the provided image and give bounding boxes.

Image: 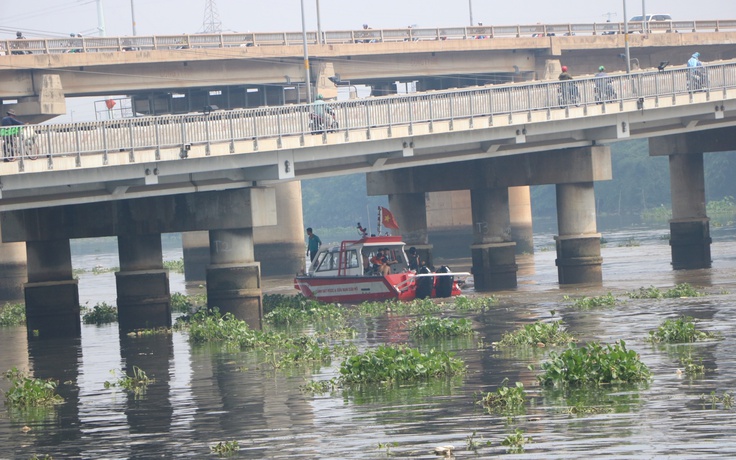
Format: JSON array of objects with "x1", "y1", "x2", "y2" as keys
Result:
[
  {"x1": 623, "y1": 0, "x2": 631, "y2": 73},
  {"x1": 130, "y1": 0, "x2": 137, "y2": 36},
  {"x1": 316, "y1": 0, "x2": 322, "y2": 45},
  {"x1": 300, "y1": 0, "x2": 312, "y2": 103},
  {"x1": 468, "y1": 0, "x2": 474, "y2": 26}
]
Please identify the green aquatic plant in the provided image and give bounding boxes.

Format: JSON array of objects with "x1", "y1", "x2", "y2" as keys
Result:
[
  {"x1": 618, "y1": 237, "x2": 640, "y2": 247},
  {"x1": 339, "y1": 344, "x2": 465, "y2": 384},
  {"x1": 628, "y1": 285, "x2": 665, "y2": 299},
  {"x1": 104, "y1": 366, "x2": 155, "y2": 396},
  {"x1": 0, "y1": 302, "x2": 25, "y2": 327},
  {"x1": 476, "y1": 379, "x2": 527, "y2": 414},
  {"x1": 377, "y1": 442, "x2": 398, "y2": 456},
  {"x1": 408, "y1": 316, "x2": 473, "y2": 338},
  {"x1": 538, "y1": 340, "x2": 651, "y2": 387},
  {"x1": 264, "y1": 295, "x2": 344, "y2": 326},
  {"x1": 564, "y1": 293, "x2": 617, "y2": 309},
  {"x1": 2, "y1": 368, "x2": 64, "y2": 408},
  {"x1": 300, "y1": 378, "x2": 340, "y2": 394},
  {"x1": 82, "y1": 302, "x2": 117, "y2": 325},
  {"x1": 466, "y1": 431, "x2": 492, "y2": 451},
  {"x1": 679, "y1": 354, "x2": 705, "y2": 378},
  {"x1": 453, "y1": 295, "x2": 498, "y2": 312},
  {"x1": 501, "y1": 428, "x2": 532, "y2": 454},
  {"x1": 210, "y1": 440, "x2": 239, "y2": 456},
  {"x1": 170, "y1": 292, "x2": 193, "y2": 313},
  {"x1": 356, "y1": 298, "x2": 443, "y2": 316},
  {"x1": 163, "y1": 258, "x2": 184, "y2": 273},
  {"x1": 647, "y1": 316, "x2": 718, "y2": 343},
  {"x1": 497, "y1": 320, "x2": 576, "y2": 347},
  {"x1": 663, "y1": 283, "x2": 704, "y2": 298},
  {"x1": 91, "y1": 265, "x2": 118, "y2": 275},
  {"x1": 699, "y1": 391, "x2": 734, "y2": 410}
]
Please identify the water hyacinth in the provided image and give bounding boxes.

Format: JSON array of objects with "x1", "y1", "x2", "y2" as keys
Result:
[
  {"x1": 497, "y1": 320, "x2": 576, "y2": 348},
  {"x1": 647, "y1": 316, "x2": 719, "y2": 343},
  {"x1": 408, "y1": 316, "x2": 474, "y2": 338}
]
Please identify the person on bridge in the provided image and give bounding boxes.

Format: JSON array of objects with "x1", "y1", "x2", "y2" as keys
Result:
[
  {"x1": 1, "y1": 109, "x2": 24, "y2": 162},
  {"x1": 306, "y1": 227, "x2": 322, "y2": 263},
  {"x1": 687, "y1": 52, "x2": 706, "y2": 91},
  {"x1": 558, "y1": 65, "x2": 578, "y2": 105},
  {"x1": 12, "y1": 31, "x2": 30, "y2": 55},
  {"x1": 594, "y1": 65, "x2": 615, "y2": 102},
  {"x1": 311, "y1": 94, "x2": 335, "y2": 132}
]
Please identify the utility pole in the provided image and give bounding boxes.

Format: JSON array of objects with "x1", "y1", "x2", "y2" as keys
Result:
[
  {"x1": 201, "y1": 0, "x2": 223, "y2": 33},
  {"x1": 96, "y1": 0, "x2": 106, "y2": 36}
]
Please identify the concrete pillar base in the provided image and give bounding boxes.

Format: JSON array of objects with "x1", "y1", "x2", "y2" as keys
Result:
[
  {"x1": 470, "y1": 242, "x2": 518, "y2": 291},
  {"x1": 555, "y1": 235, "x2": 603, "y2": 284},
  {"x1": 116, "y1": 270, "x2": 171, "y2": 331},
  {"x1": 207, "y1": 263, "x2": 263, "y2": 330},
  {"x1": 24, "y1": 280, "x2": 80, "y2": 339},
  {"x1": 0, "y1": 258, "x2": 26, "y2": 301},
  {"x1": 669, "y1": 219, "x2": 712, "y2": 269},
  {"x1": 182, "y1": 231, "x2": 210, "y2": 281}
]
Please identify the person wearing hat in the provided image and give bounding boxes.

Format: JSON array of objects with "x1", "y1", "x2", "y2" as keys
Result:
[
  {"x1": 687, "y1": 52, "x2": 705, "y2": 91},
  {"x1": 12, "y1": 31, "x2": 30, "y2": 55},
  {"x1": 1, "y1": 109, "x2": 24, "y2": 162}
]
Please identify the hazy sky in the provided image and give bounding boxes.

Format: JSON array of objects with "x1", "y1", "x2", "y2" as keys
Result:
[{"x1": 1, "y1": 0, "x2": 735, "y2": 38}]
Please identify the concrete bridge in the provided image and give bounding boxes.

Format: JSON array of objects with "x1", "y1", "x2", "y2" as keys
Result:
[{"x1": 1, "y1": 60, "x2": 735, "y2": 338}]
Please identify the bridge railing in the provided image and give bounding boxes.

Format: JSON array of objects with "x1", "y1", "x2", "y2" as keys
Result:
[
  {"x1": 10, "y1": 62, "x2": 736, "y2": 168},
  {"x1": 2, "y1": 20, "x2": 736, "y2": 55}
]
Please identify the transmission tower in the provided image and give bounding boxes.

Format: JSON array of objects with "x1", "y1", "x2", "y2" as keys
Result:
[{"x1": 201, "y1": 0, "x2": 223, "y2": 33}]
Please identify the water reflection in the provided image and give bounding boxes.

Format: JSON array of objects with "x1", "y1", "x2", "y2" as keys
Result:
[{"x1": 1, "y1": 228, "x2": 736, "y2": 457}]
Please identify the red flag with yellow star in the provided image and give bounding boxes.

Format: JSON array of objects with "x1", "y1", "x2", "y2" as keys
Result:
[{"x1": 380, "y1": 206, "x2": 399, "y2": 229}]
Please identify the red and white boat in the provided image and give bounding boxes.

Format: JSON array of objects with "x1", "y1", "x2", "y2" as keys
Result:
[{"x1": 294, "y1": 234, "x2": 468, "y2": 304}]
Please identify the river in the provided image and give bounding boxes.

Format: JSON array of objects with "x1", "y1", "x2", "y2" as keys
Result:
[{"x1": 1, "y1": 223, "x2": 736, "y2": 459}]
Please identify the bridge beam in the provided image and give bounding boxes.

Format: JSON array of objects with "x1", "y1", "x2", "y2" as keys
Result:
[
  {"x1": 207, "y1": 228, "x2": 262, "y2": 330},
  {"x1": 116, "y1": 234, "x2": 171, "y2": 332},
  {"x1": 555, "y1": 182, "x2": 602, "y2": 285},
  {"x1": 388, "y1": 193, "x2": 432, "y2": 267},
  {"x1": 470, "y1": 187, "x2": 518, "y2": 290}
]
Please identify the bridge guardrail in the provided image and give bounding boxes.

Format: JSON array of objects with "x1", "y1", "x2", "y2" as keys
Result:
[
  {"x1": 2, "y1": 20, "x2": 736, "y2": 55},
  {"x1": 4, "y1": 62, "x2": 736, "y2": 170}
]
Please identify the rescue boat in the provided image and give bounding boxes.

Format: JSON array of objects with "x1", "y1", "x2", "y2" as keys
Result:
[{"x1": 293, "y1": 234, "x2": 467, "y2": 304}]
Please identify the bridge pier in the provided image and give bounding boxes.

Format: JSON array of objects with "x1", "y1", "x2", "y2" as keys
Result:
[
  {"x1": 509, "y1": 186, "x2": 534, "y2": 254},
  {"x1": 206, "y1": 228, "x2": 263, "y2": 330},
  {"x1": 470, "y1": 188, "x2": 518, "y2": 290},
  {"x1": 668, "y1": 153, "x2": 711, "y2": 269},
  {"x1": 182, "y1": 231, "x2": 210, "y2": 282},
  {"x1": 24, "y1": 239, "x2": 80, "y2": 339},
  {"x1": 116, "y1": 234, "x2": 171, "y2": 332},
  {"x1": 0, "y1": 232, "x2": 27, "y2": 301},
  {"x1": 388, "y1": 193, "x2": 432, "y2": 267},
  {"x1": 555, "y1": 182, "x2": 603, "y2": 284}
]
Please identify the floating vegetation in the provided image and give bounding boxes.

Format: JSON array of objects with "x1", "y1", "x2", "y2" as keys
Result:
[
  {"x1": 465, "y1": 431, "x2": 492, "y2": 451},
  {"x1": 82, "y1": 302, "x2": 118, "y2": 325},
  {"x1": 125, "y1": 327, "x2": 172, "y2": 338},
  {"x1": 210, "y1": 440, "x2": 240, "y2": 456},
  {"x1": 496, "y1": 320, "x2": 576, "y2": 348},
  {"x1": 104, "y1": 366, "x2": 155, "y2": 397},
  {"x1": 0, "y1": 302, "x2": 25, "y2": 327},
  {"x1": 356, "y1": 298, "x2": 444, "y2": 317},
  {"x1": 618, "y1": 237, "x2": 640, "y2": 247},
  {"x1": 538, "y1": 340, "x2": 651, "y2": 387},
  {"x1": 264, "y1": 295, "x2": 344, "y2": 326},
  {"x1": 170, "y1": 292, "x2": 206, "y2": 313},
  {"x1": 163, "y1": 258, "x2": 184, "y2": 273},
  {"x1": 501, "y1": 428, "x2": 532, "y2": 454},
  {"x1": 408, "y1": 316, "x2": 473, "y2": 338},
  {"x1": 377, "y1": 442, "x2": 398, "y2": 456},
  {"x1": 339, "y1": 344, "x2": 465, "y2": 384},
  {"x1": 629, "y1": 283, "x2": 704, "y2": 299},
  {"x1": 564, "y1": 293, "x2": 617, "y2": 309},
  {"x1": 3, "y1": 368, "x2": 64, "y2": 408},
  {"x1": 699, "y1": 391, "x2": 734, "y2": 410},
  {"x1": 476, "y1": 379, "x2": 527, "y2": 414},
  {"x1": 300, "y1": 378, "x2": 340, "y2": 394},
  {"x1": 647, "y1": 316, "x2": 718, "y2": 343},
  {"x1": 679, "y1": 354, "x2": 705, "y2": 378},
  {"x1": 28, "y1": 455, "x2": 53, "y2": 460},
  {"x1": 91, "y1": 265, "x2": 118, "y2": 275},
  {"x1": 453, "y1": 295, "x2": 498, "y2": 312}
]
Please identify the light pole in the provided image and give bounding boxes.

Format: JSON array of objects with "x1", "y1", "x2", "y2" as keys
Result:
[
  {"x1": 316, "y1": 0, "x2": 322, "y2": 45},
  {"x1": 468, "y1": 0, "x2": 474, "y2": 26},
  {"x1": 641, "y1": 0, "x2": 647, "y2": 34},
  {"x1": 300, "y1": 0, "x2": 312, "y2": 103},
  {"x1": 623, "y1": 0, "x2": 631, "y2": 73},
  {"x1": 130, "y1": 0, "x2": 137, "y2": 36}
]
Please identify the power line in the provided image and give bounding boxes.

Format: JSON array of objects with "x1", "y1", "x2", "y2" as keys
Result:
[{"x1": 201, "y1": 0, "x2": 222, "y2": 34}]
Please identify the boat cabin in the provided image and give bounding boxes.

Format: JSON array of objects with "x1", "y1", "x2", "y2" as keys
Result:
[{"x1": 308, "y1": 236, "x2": 409, "y2": 277}]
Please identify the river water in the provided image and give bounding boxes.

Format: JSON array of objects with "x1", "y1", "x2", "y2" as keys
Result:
[{"x1": 2, "y1": 224, "x2": 736, "y2": 459}]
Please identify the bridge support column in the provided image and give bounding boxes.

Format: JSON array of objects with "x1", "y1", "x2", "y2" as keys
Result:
[
  {"x1": 388, "y1": 193, "x2": 432, "y2": 267},
  {"x1": 0, "y1": 225, "x2": 27, "y2": 301},
  {"x1": 24, "y1": 239, "x2": 80, "y2": 339},
  {"x1": 555, "y1": 182, "x2": 602, "y2": 284},
  {"x1": 669, "y1": 153, "x2": 711, "y2": 269},
  {"x1": 206, "y1": 228, "x2": 262, "y2": 330},
  {"x1": 470, "y1": 188, "x2": 517, "y2": 291},
  {"x1": 509, "y1": 186, "x2": 534, "y2": 254},
  {"x1": 182, "y1": 231, "x2": 210, "y2": 282},
  {"x1": 116, "y1": 234, "x2": 171, "y2": 332}
]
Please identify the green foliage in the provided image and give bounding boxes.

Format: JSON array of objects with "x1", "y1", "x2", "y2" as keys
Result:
[
  {"x1": 376, "y1": 442, "x2": 398, "y2": 456},
  {"x1": 339, "y1": 344, "x2": 465, "y2": 384},
  {"x1": 647, "y1": 316, "x2": 718, "y2": 343},
  {"x1": 476, "y1": 379, "x2": 526, "y2": 414},
  {"x1": 497, "y1": 320, "x2": 576, "y2": 347},
  {"x1": 28, "y1": 455, "x2": 53, "y2": 460},
  {"x1": 3, "y1": 367, "x2": 64, "y2": 408},
  {"x1": 501, "y1": 428, "x2": 532, "y2": 454},
  {"x1": 163, "y1": 258, "x2": 184, "y2": 273},
  {"x1": 680, "y1": 354, "x2": 705, "y2": 377},
  {"x1": 170, "y1": 292, "x2": 207, "y2": 314},
  {"x1": 210, "y1": 440, "x2": 240, "y2": 456},
  {"x1": 91, "y1": 265, "x2": 117, "y2": 274},
  {"x1": 103, "y1": 366, "x2": 155, "y2": 396},
  {"x1": 264, "y1": 294, "x2": 344, "y2": 326},
  {"x1": 300, "y1": 378, "x2": 340, "y2": 394},
  {"x1": 564, "y1": 293, "x2": 617, "y2": 309},
  {"x1": 125, "y1": 328, "x2": 172, "y2": 338},
  {"x1": 408, "y1": 316, "x2": 473, "y2": 338},
  {"x1": 82, "y1": 302, "x2": 117, "y2": 324},
  {"x1": 538, "y1": 340, "x2": 652, "y2": 387},
  {"x1": 699, "y1": 391, "x2": 734, "y2": 410},
  {"x1": 356, "y1": 298, "x2": 444, "y2": 316},
  {"x1": 707, "y1": 196, "x2": 736, "y2": 214},
  {"x1": 663, "y1": 283, "x2": 704, "y2": 298},
  {"x1": 452, "y1": 295, "x2": 498, "y2": 312},
  {"x1": 466, "y1": 431, "x2": 492, "y2": 451},
  {"x1": 0, "y1": 302, "x2": 25, "y2": 326},
  {"x1": 641, "y1": 205, "x2": 671, "y2": 222},
  {"x1": 618, "y1": 237, "x2": 640, "y2": 247}
]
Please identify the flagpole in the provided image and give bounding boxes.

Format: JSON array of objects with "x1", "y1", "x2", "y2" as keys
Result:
[{"x1": 377, "y1": 206, "x2": 382, "y2": 235}]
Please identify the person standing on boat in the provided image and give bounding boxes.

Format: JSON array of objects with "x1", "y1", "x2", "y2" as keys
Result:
[
  {"x1": 407, "y1": 247, "x2": 421, "y2": 271},
  {"x1": 306, "y1": 227, "x2": 322, "y2": 263}
]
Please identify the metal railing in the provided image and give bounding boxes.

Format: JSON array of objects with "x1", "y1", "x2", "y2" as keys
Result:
[
  {"x1": 5, "y1": 62, "x2": 735, "y2": 171},
  {"x1": 1, "y1": 20, "x2": 735, "y2": 55}
]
